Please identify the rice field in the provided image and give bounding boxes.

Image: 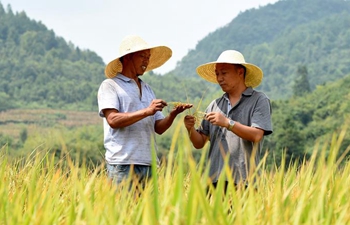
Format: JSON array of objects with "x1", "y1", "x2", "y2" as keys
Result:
[
  {"x1": 1, "y1": 122, "x2": 350, "y2": 225},
  {"x1": 0, "y1": 109, "x2": 100, "y2": 139}
]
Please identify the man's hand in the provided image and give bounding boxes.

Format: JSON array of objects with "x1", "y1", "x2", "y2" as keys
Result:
[
  {"x1": 169, "y1": 103, "x2": 193, "y2": 117},
  {"x1": 147, "y1": 99, "x2": 168, "y2": 115},
  {"x1": 184, "y1": 115, "x2": 196, "y2": 130},
  {"x1": 184, "y1": 114, "x2": 208, "y2": 149},
  {"x1": 206, "y1": 112, "x2": 227, "y2": 128}
]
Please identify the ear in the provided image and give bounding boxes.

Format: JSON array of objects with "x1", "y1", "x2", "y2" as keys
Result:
[{"x1": 238, "y1": 67, "x2": 245, "y2": 78}]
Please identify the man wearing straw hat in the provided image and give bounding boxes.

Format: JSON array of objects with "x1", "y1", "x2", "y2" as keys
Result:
[
  {"x1": 98, "y1": 35, "x2": 192, "y2": 188},
  {"x1": 184, "y1": 50, "x2": 272, "y2": 191}
]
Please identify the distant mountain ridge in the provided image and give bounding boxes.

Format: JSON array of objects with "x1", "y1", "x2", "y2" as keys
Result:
[{"x1": 169, "y1": 0, "x2": 350, "y2": 98}]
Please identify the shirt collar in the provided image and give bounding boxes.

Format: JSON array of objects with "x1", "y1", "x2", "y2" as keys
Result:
[
  {"x1": 113, "y1": 73, "x2": 143, "y2": 83},
  {"x1": 223, "y1": 87, "x2": 254, "y2": 100},
  {"x1": 242, "y1": 87, "x2": 254, "y2": 96}
]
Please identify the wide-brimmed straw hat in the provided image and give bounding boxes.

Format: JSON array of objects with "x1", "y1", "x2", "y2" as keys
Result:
[
  {"x1": 105, "y1": 35, "x2": 172, "y2": 78},
  {"x1": 196, "y1": 50, "x2": 263, "y2": 88}
]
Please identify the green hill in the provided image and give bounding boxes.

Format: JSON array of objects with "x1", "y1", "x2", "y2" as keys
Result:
[
  {"x1": 0, "y1": 3, "x2": 105, "y2": 111},
  {"x1": 169, "y1": 0, "x2": 350, "y2": 99}
]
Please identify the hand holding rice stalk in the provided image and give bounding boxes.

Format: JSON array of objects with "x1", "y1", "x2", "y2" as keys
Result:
[
  {"x1": 168, "y1": 102, "x2": 207, "y2": 127},
  {"x1": 172, "y1": 105, "x2": 207, "y2": 128},
  {"x1": 166, "y1": 101, "x2": 193, "y2": 114},
  {"x1": 193, "y1": 111, "x2": 207, "y2": 119},
  {"x1": 192, "y1": 111, "x2": 207, "y2": 127}
]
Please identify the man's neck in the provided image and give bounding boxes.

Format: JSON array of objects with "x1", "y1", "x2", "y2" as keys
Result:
[
  {"x1": 228, "y1": 85, "x2": 247, "y2": 97},
  {"x1": 121, "y1": 69, "x2": 141, "y2": 82}
]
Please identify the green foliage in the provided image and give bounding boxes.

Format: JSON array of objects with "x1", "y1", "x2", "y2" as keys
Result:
[
  {"x1": 19, "y1": 127, "x2": 27, "y2": 143},
  {"x1": 37, "y1": 125, "x2": 105, "y2": 167},
  {"x1": 266, "y1": 74, "x2": 350, "y2": 166},
  {"x1": 0, "y1": 3, "x2": 105, "y2": 111},
  {"x1": 0, "y1": 92, "x2": 16, "y2": 111},
  {"x1": 293, "y1": 65, "x2": 311, "y2": 97},
  {"x1": 0, "y1": 133, "x2": 13, "y2": 149}
]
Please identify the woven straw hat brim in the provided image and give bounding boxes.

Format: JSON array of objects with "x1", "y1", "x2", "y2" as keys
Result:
[
  {"x1": 196, "y1": 61, "x2": 263, "y2": 88},
  {"x1": 104, "y1": 45, "x2": 172, "y2": 78}
]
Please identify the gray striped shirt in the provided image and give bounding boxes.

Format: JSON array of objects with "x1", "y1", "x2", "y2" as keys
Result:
[{"x1": 198, "y1": 87, "x2": 273, "y2": 183}]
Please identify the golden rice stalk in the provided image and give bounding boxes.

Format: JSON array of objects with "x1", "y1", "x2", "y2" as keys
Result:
[
  {"x1": 167, "y1": 102, "x2": 191, "y2": 108},
  {"x1": 192, "y1": 111, "x2": 207, "y2": 128}
]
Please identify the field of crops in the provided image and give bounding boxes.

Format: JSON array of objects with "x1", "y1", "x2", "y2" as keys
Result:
[{"x1": 1, "y1": 125, "x2": 350, "y2": 224}]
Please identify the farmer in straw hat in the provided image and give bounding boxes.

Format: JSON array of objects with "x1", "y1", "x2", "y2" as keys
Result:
[
  {"x1": 184, "y1": 50, "x2": 273, "y2": 191},
  {"x1": 98, "y1": 35, "x2": 192, "y2": 189}
]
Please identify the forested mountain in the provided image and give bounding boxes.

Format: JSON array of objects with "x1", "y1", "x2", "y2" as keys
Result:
[
  {"x1": 1, "y1": 0, "x2": 349, "y2": 110},
  {"x1": 0, "y1": 3, "x2": 105, "y2": 111},
  {"x1": 265, "y1": 73, "x2": 350, "y2": 165},
  {"x1": 170, "y1": 0, "x2": 350, "y2": 99}
]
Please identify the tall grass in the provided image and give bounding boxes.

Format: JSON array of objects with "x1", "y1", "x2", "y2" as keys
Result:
[{"x1": 1, "y1": 123, "x2": 350, "y2": 224}]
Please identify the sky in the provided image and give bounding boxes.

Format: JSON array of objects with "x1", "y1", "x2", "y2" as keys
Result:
[{"x1": 2, "y1": 0, "x2": 279, "y2": 74}]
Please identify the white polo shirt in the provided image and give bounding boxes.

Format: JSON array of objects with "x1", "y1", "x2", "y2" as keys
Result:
[{"x1": 97, "y1": 74, "x2": 164, "y2": 165}]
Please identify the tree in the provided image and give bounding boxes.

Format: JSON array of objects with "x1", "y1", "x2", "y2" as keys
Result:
[
  {"x1": 0, "y1": 92, "x2": 16, "y2": 111},
  {"x1": 293, "y1": 65, "x2": 311, "y2": 97},
  {"x1": 19, "y1": 127, "x2": 28, "y2": 143}
]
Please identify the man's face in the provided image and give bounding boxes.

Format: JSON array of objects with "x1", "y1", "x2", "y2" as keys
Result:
[
  {"x1": 215, "y1": 63, "x2": 245, "y2": 92},
  {"x1": 131, "y1": 49, "x2": 151, "y2": 75}
]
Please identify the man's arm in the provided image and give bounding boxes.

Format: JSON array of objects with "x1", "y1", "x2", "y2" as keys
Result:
[
  {"x1": 227, "y1": 121, "x2": 264, "y2": 143},
  {"x1": 103, "y1": 99, "x2": 167, "y2": 128},
  {"x1": 206, "y1": 112, "x2": 264, "y2": 143},
  {"x1": 103, "y1": 108, "x2": 151, "y2": 128}
]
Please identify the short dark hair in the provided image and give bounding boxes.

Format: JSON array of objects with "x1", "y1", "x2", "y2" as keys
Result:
[{"x1": 233, "y1": 64, "x2": 246, "y2": 78}]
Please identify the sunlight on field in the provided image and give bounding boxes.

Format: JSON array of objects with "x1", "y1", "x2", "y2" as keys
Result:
[{"x1": 1, "y1": 125, "x2": 350, "y2": 224}]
